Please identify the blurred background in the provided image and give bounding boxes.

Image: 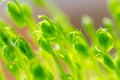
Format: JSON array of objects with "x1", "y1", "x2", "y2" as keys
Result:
[{"x1": 0, "y1": 0, "x2": 111, "y2": 28}]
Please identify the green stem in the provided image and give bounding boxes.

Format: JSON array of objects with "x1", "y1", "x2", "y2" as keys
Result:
[
  {"x1": 50, "y1": 50, "x2": 67, "y2": 80},
  {"x1": 0, "y1": 63, "x2": 5, "y2": 80},
  {"x1": 14, "y1": 48, "x2": 33, "y2": 80},
  {"x1": 57, "y1": 39, "x2": 79, "y2": 80},
  {"x1": 90, "y1": 54, "x2": 104, "y2": 80},
  {"x1": 61, "y1": 34, "x2": 86, "y2": 80},
  {"x1": 103, "y1": 50, "x2": 120, "y2": 79},
  {"x1": 39, "y1": 51, "x2": 55, "y2": 75},
  {"x1": 1, "y1": 47, "x2": 21, "y2": 80}
]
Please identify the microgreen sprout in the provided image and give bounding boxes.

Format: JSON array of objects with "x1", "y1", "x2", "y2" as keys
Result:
[{"x1": 96, "y1": 28, "x2": 114, "y2": 52}]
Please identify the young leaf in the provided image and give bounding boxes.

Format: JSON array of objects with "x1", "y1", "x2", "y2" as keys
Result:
[
  {"x1": 102, "y1": 53, "x2": 116, "y2": 70},
  {"x1": 67, "y1": 31, "x2": 89, "y2": 57},
  {"x1": 96, "y1": 28, "x2": 114, "y2": 52},
  {"x1": 38, "y1": 36, "x2": 53, "y2": 53},
  {"x1": 39, "y1": 20, "x2": 56, "y2": 38},
  {"x1": 67, "y1": 31, "x2": 87, "y2": 43},
  {"x1": 2, "y1": 45, "x2": 16, "y2": 62},
  {"x1": 73, "y1": 36, "x2": 89, "y2": 57},
  {"x1": 15, "y1": 37, "x2": 35, "y2": 60}
]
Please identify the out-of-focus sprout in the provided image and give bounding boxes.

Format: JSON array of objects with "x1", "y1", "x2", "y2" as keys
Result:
[
  {"x1": 7, "y1": 0, "x2": 35, "y2": 30},
  {"x1": 103, "y1": 18, "x2": 114, "y2": 34},
  {"x1": 30, "y1": 59, "x2": 54, "y2": 80},
  {"x1": 81, "y1": 15, "x2": 96, "y2": 44},
  {"x1": 108, "y1": 0, "x2": 120, "y2": 32},
  {"x1": 7, "y1": 2, "x2": 26, "y2": 27}
]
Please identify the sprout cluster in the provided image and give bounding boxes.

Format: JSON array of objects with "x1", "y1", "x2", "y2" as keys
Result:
[{"x1": 0, "y1": 0, "x2": 120, "y2": 80}]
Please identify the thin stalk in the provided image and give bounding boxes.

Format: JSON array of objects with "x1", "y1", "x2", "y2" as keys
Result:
[
  {"x1": 61, "y1": 36, "x2": 86, "y2": 80},
  {"x1": 104, "y1": 51, "x2": 120, "y2": 79},
  {"x1": 50, "y1": 50, "x2": 67, "y2": 80},
  {"x1": 57, "y1": 39, "x2": 79, "y2": 80},
  {"x1": 38, "y1": 51, "x2": 55, "y2": 75}
]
